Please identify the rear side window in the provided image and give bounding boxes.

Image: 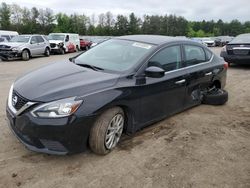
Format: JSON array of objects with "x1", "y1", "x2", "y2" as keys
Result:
[
  {"x1": 184, "y1": 45, "x2": 206, "y2": 66},
  {"x1": 205, "y1": 49, "x2": 213, "y2": 60},
  {"x1": 36, "y1": 36, "x2": 44, "y2": 43},
  {"x1": 148, "y1": 45, "x2": 182, "y2": 72}
]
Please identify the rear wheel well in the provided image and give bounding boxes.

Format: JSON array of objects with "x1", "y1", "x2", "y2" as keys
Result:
[
  {"x1": 116, "y1": 105, "x2": 134, "y2": 134},
  {"x1": 22, "y1": 48, "x2": 30, "y2": 55},
  {"x1": 211, "y1": 80, "x2": 221, "y2": 89}
]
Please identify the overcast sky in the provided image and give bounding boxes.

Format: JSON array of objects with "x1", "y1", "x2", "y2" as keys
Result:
[{"x1": 3, "y1": 0, "x2": 250, "y2": 22}]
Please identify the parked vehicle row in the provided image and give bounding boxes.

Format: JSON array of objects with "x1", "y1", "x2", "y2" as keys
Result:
[
  {"x1": 0, "y1": 32, "x2": 114, "y2": 61},
  {"x1": 0, "y1": 35, "x2": 50, "y2": 61}
]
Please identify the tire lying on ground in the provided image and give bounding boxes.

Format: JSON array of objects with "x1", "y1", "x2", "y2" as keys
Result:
[{"x1": 202, "y1": 89, "x2": 228, "y2": 105}]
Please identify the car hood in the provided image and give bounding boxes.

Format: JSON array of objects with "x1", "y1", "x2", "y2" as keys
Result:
[
  {"x1": 49, "y1": 40, "x2": 64, "y2": 44},
  {"x1": 14, "y1": 61, "x2": 120, "y2": 102},
  {"x1": 0, "y1": 42, "x2": 26, "y2": 48}
]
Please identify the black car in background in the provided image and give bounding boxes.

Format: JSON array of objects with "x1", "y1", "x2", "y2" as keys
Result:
[
  {"x1": 213, "y1": 36, "x2": 234, "y2": 47},
  {"x1": 6, "y1": 35, "x2": 228, "y2": 155},
  {"x1": 221, "y1": 33, "x2": 250, "y2": 65}
]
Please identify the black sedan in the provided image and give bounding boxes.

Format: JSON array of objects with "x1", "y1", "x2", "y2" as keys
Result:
[
  {"x1": 220, "y1": 33, "x2": 250, "y2": 65},
  {"x1": 6, "y1": 35, "x2": 228, "y2": 155}
]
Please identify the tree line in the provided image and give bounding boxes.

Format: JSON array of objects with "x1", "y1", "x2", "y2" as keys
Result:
[{"x1": 0, "y1": 2, "x2": 250, "y2": 37}]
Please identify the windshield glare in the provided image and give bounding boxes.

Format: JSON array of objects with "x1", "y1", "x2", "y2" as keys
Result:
[
  {"x1": 76, "y1": 39, "x2": 155, "y2": 72},
  {"x1": 10, "y1": 36, "x2": 30, "y2": 43},
  {"x1": 230, "y1": 34, "x2": 250, "y2": 44},
  {"x1": 48, "y1": 34, "x2": 65, "y2": 41}
]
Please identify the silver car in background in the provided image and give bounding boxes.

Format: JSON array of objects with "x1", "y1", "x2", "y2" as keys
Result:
[{"x1": 0, "y1": 35, "x2": 50, "y2": 61}]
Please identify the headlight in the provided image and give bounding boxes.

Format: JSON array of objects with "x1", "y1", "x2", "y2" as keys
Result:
[
  {"x1": 31, "y1": 97, "x2": 82, "y2": 118},
  {"x1": 58, "y1": 42, "x2": 64, "y2": 47},
  {"x1": 12, "y1": 47, "x2": 19, "y2": 51}
]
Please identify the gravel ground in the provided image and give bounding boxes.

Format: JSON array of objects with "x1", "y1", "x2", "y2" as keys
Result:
[{"x1": 0, "y1": 48, "x2": 249, "y2": 188}]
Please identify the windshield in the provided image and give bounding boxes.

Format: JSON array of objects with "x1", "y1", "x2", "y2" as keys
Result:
[
  {"x1": 230, "y1": 34, "x2": 250, "y2": 44},
  {"x1": 10, "y1": 36, "x2": 30, "y2": 43},
  {"x1": 202, "y1": 38, "x2": 212, "y2": 41},
  {"x1": 76, "y1": 39, "x2": 155, "y2": 72},
  {"x1": 48, "y1": 34, "x2": 65, "y2": 41}
]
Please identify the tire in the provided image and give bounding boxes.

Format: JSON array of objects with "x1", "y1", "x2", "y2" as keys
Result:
[
  {"x1": 202, "y1": 89, "x2": 228, "y2": 105},
  {"x1": 44, "y1": 47, "x2": 50, "y2": 57},
  {"x1": 89, "y1": 107, "x2": 124, "y2": 155},
  {"x1": 22, "y1": 50, "x2": 30, "y2": 61}
]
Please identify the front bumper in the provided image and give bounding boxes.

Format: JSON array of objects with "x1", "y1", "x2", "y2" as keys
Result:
[
  {"x1": 0, "y1": 50, "x2": 21, "y2": 60},
  {"x1": 221, "y1": 52, "x2": 250, "y2": 64},
  {"x1": 6, "y1": 106, "x2": 96, "y2": 155}
]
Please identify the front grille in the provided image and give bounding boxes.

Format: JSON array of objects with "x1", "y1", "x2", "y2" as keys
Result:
[
  {"x1": 12, "y1": 90, "x2": 29, "y2": 111},
  {"x1": 40, "y1": 139, "x2": 67, "y2": 152},
  {"x1": 233, "y1": 49, "x2": 250, "y2": 55},
  {"x1": 50, "y1": 43, "x2": 56, "y2": 48},
  {"x1": 0, "y1": 45, "x2": 11, "y2": 49}
]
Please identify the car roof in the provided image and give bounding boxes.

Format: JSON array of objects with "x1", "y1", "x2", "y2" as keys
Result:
[{"x1": 115, "y1": 35, "x2": 189, "y2": 45}]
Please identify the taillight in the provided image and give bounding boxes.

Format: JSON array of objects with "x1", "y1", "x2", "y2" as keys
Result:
[{"x1": 224, "y1": 62, "x2": 229, "y2": 69}]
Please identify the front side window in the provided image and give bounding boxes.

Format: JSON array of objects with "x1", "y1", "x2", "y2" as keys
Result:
[
  {"x1": 36, "y1": 36, "x2": 44, "y2": 43},
  {"x1": 31, "y1": 36, "x2": 38, "y2": 44},
  {"x1": 184, "y1": 45, "x2": 206, "y2": 66},
  {"x1": 148, "y1": 45, "x2": 182, "y2": 72}
]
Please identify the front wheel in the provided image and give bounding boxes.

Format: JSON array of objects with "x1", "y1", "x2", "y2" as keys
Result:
[
  {"x1": 89, "y1": 107, "x2": 124, "y2": 155},
  {"x1": 44, "y1": 47, "x2": 50, "y2": 57},
  {"x1": 22, "y1": 50, "x2": 30, "y2": 61}
]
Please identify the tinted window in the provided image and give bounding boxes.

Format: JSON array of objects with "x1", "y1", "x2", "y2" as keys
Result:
[
  {"x1": 0, "y1": 38, "x2": 5, "y2": 42},
  {"x1": 184, "y1": 45, "x2": 206, "y2": 66},
  {"x1": 36, "y1": 36, "x2": 44, "y2": 43},
  {"x1": 148, "y1": 46, "x2": 182, "y2": 72}
]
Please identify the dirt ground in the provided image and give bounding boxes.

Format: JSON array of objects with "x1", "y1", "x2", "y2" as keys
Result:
[{"x1": 0, "y1": 48, "x2": 249, "y2": 188}]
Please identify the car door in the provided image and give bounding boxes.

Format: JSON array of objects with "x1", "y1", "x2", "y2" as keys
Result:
[
  {"x1": 182, "y1": 44, "x2": 215, "y2": 108},
  {"x1": 36, "y1": 36, "x2": 46, "y2": 54},
  {"x1": 137, "y1": 45, "x2": 187, "y2": 127},
  {"x1": 29, "y1": 36, "x2": 40, "y2": 55}
]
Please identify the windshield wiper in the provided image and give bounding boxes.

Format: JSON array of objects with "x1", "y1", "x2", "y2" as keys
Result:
[{"x1": 76, "y1": 63, "x2": 104, "y2": 71}]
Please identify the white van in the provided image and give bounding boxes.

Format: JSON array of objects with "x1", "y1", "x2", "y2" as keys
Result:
[
  {"x1": 48, "y1": 33, "x2": 80, "y2": 54},
  {"x1": 0, "y1": 30, "x2": 19, "y2": 41}
]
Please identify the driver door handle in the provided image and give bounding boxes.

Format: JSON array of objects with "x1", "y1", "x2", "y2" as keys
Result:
[
  {"x1": 175, "y1": 79, "x2": 186, "y2": 84},
  {"x1": 205, "y1": 72, "x2": 212, "y2": 76}
]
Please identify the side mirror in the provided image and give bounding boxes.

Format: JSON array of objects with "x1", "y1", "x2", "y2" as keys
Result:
[
  {"x1": 30, "y1": 40, "x2": 36, "y2": 44},
  {"x1": 145, "y1": 66, "x2": 165, "y2": 78}
]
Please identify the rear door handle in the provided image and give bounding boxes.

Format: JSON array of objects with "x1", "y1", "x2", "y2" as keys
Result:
[
  {"x1": 205, "y1": 72, "x2": 212, "y2": 76},
  {"x1": 175, "y1": 79, "x2": 186, "y2": 84}
]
